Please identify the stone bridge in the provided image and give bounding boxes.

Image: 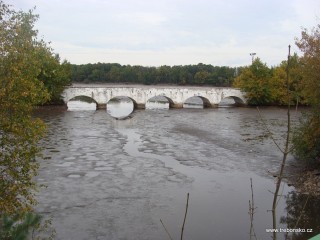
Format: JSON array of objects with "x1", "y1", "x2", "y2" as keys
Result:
[{"x1": 62, "y1": 84, "x2": 247, "y2": 109}]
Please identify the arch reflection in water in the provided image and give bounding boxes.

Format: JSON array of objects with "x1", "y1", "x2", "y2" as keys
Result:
[
  {"x1": 107, "y1": 96, "x2": 134, "y2": 119},
  {"x1": 146, "y1": 96, "x2": 170, "y2": 110},
  {"x1": 67, "y1": 96, "x2": 97, "y2": 111}
]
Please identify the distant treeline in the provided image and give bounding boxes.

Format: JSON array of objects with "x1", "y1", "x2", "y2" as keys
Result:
[{"x1": 71, "y1": 63, "x2": 240, "y2": 86}]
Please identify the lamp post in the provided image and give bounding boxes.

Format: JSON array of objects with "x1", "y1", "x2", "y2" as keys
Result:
[{"x1": 250, "y1": 53, "x2": 256, "y2": 64}]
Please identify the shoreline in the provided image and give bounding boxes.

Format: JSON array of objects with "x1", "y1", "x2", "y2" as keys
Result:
[{"x1": 289, "y1": 170, "x2": 320, "y2": 196}]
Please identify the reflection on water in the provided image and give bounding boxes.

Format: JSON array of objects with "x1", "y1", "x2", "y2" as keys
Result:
[
  {"x1": 219, "y1": 97, "x2": 236, "y2": 107},
  {"x1": 67, "y1": 101, "x2": 96, "y2": 111},
  {"x1": 146, "y1": 101, "x2": 170, "y2": 109},
  {"x1": 67, "y1": 96, "x2": 96, "y2": 111},
  {"x1": 281, "y1": 191, "x2": 320, "y2": 239},
  {"x1": 107, "y1": 97, "x2": 134, "y2": 119},
  {"x1": 183, "y1": 96, "x2": 204, "y2": 109},
  {"x1": 146, "y1": 96, "x2": 169, "y2": 110}
]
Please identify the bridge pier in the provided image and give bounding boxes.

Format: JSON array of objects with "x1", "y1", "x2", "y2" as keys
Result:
[
  {"x1": 97, "y1": 104, "x2": 106, "y2": 110},
  {"x1": 203, "y1": 102, "x2": 214, "y2": 108},
  {"x1": 234, "y1": 102, "x2": 247, "y2": 107},
  {"x1": 171, "y1": 103, "x2": 183, "y2": 108},
  {"x1": 210, "y1": 104, "x2": 219, "y2": 108},
  {"x1": 136, "y1": 103, "x2": 146, "y2": 109}
]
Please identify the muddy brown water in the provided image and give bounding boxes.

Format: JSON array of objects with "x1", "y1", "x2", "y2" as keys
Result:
[{"x1": 34, "y1": 103, "x2": 320, "y2": 240}]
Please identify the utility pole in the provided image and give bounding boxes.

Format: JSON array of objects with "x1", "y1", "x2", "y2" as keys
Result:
[{"x1": 250, "y1": 53, "x2": 256, "y2": 64}]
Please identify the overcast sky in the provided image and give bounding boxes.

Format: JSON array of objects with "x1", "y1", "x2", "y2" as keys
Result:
[{"x1": 8, "y1": 0, "x2": 320, "y2": 66}]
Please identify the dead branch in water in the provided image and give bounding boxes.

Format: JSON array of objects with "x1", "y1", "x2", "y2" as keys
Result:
[
  {"x1": 160, "y1": 219, "x2": 173, "y2": 240},
  {"x1": 160, "y1": 192, "x2": 190, "y2": 240},
  {"x1": 249, "y1": 178, "x2": 258, "y2": 240},
  {"x1": 181, "y1": 193, "x2": 190, "y2": 240}
]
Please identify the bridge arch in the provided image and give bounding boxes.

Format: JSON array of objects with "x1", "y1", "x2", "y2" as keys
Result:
[
  {"x1": 107, "y1": 96, "x2": 138, "y2": 109},
  {"x1": 67, "y1": 95, "x2": 98, "y2": 110},
  {"x1": 64, "y1": 92, "x2": 100, "y2": 104},
  {"x1": 146, "y1": 95, "x2": 174, "y2": 109},
  {"x1": 163, "y1": 95, "x2": 182, "y2": 108},
  {"x1": 183, "y1": 96, "x2": 212, "y2": 108},
  {"x1": 197, "y1": 96, "x2": 211, "y2": 108},
  {"x1": 220, "y1": 95, "x2": 245, "y2": 105}
]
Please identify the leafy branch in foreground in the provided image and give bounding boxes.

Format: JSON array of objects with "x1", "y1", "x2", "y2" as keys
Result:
[
  {"x1": 0, "y1": 2, "x2": 60, "y2": 239},
  {"x1": 292, "y1": 23, "x2": 320, "y2": 169},
  {"x1": 0, "y1": 0, "x2": 50, "y2": 216}
]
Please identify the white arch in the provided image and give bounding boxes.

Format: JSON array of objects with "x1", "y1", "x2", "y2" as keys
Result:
[
  {"x1": 183, "y1": 96, "x2": 212, "y2": 108},
  {"x1": 108, "y1": 96, "x2": 138, "y2": 109}
]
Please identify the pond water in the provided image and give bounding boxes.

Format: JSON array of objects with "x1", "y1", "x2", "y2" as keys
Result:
[{"x1": 34, "y1": 100, "x2": 320, "y2": 240}]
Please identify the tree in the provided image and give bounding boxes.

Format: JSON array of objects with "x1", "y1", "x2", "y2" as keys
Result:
[
  {"x1": 35, "y1": 47, "x2": 71, "y2": 103},
  {"x1": 0, "y1": 1, "x2": 49, "y2": 216},
  {"x1": 194, "y1": 71, "x2": 210, "y2": 85},
  {"x1": 70, "y1": 63, "x2": 237, "y2": 86},
  {"x1": 293, "y1": 110, "x2": 320, "y2": 168},
  {"x1": 270, "y1": 54, "x2": 303, "y2": 105},
  {"x1": 293, "y1": 24, "x2": 320, "y2": 168},
  {"x1": 178, "y1": 68, "x2": 192, "y2": 85},
  {"x1": 108, "y1": 65, "x2": 122, "y2": 83},
  {"x1": 233, "y1": 58, "x2": 274, "y2": 105},
  {"x1": 156, "y1": 65, "x2": 172, "y2": 84},
  {"x1": 296, "y1": 24, "x2": 320, "y2": 106},
  {"x1": 122, "y1": 65, "x2": 137, "y2": 83}
]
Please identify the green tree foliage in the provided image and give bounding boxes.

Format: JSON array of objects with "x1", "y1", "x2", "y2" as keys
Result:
[
  {"x1": 296, "y1": 24, "x2": 320, "y2": 106},
  {"x1": 293, "y1": 24, "x2": 320, "y2": 168},
  {"x1": 0, "y1": 1, "x2": 50, "y2": 216},
  {"x1": 293, "y1": 110, "x2": 320, "y2": 167},
  {"x1": 194, "y1": 71, "x2": 210, "y2": 84},
  {"x1": 35, "y1": 47, "x2": 71, "y2": 104},
  {"x1": 233, "y1": 58, "x2": 274, "y2": 105},
  {"x1": 233, "y1": 56, "x2": 303, "y2": 106},
  {"x1": 70, "y1": 62, "x2": 236, "y2": 86},
  {"x1": 270, "y1": 54, "x2": 303, "y2": 105}
]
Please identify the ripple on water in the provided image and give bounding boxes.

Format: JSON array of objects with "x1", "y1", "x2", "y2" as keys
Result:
[
  {"x1": 67, "y1": 174, "x2": 81, "y2": 178},
  {"x1": 94, "y1": 160, "x2": 113, "y2": 166},
  {"x1": 143, "y1": 149, "x2": 153, "y2": 153},
  {"x1": 56, "y1": 162, "x2": 74, "y2": 167},
  {"x1": 85, "y1": 172, "x2": 100, "y2": 178},
  {"x1": 87, "y1": 156, "x2": 100, "y2": 161},
  {"x1": 49, "y1": 150, "x2": 60, "y2": 153},
  {"x1": 94, "y1": 166, "x2": 114, "y2": 171}
]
